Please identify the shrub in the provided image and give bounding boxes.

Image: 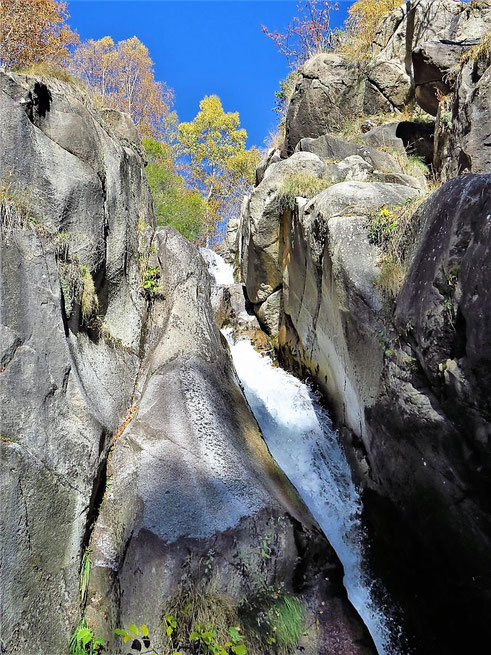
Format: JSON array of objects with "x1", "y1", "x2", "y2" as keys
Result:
[
  {"x1": 281, "y1": 172, "x2": 331, "y2": 209},
  {"x1": 162, "y1": 584, "x2": 248, "y2": 655},
  {"x1": 80, "y1": 266, "x2": 99, "y2": 320},
  {"x1": 15, "y1": 61, "x2": 77, "y2": 83},
  {"x1": 376, "y1": 255, "x2": 405, "y2": 299},
  {"x1": 69, "y1": 620, "x2": 104, "y2": 655},
  {"x1": 142, "y1": 266, "x2": 163, "y2": 298}
]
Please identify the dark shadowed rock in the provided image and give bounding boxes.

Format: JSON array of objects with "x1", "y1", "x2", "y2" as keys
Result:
[
  {"x1": 361, "y1": 120, "x2": 435, "y2": 162},
  {"x1": 437, "y1": 53, "x2": 491, "y2": 179}
]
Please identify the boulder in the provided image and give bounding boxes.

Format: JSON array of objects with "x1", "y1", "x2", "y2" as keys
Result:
[
  {"x1": 305, "y1": 181, "x2": 419, "y2": 221},
  {"x1": 256, "y1": 147, "x2": 282, "y2": 184},
  {"x1": 256, "y1": 289, "x2": 283, "y2": 337},
  {"x1": 0, "y1": 71, "x2": 150, "y2": 654},
  {"x1": 285, "y1": 53, "x2": 364, "y2": 153},
  {"x1": 363, "y1": 174, "x2": 491, "y2": 652}
]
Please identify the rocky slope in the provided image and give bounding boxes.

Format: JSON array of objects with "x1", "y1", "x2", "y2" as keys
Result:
[
  {"x1": 0, "y1": 72, "x2": 374, "y2": 655},
  {"x1": 237, "y1": 0, "x2": 491, "y2": 651}
]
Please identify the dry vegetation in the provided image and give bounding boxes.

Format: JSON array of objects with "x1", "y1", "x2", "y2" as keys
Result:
[{"x1": 281, "y1": 172, "x2": 331, "y2": 208}]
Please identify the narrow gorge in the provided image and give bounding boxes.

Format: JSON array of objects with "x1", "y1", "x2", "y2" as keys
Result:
[{"x1": 1, "y1": 1, "x2": 490, "y2": 655}]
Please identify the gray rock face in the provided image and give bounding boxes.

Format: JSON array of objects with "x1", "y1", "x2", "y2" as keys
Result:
[
  {"x1": 366, "y1": 0, "x2": 490, "y2": 112},
  {"x1": 295, "y1": 132, "x2": 405, "y2": 174},
  {"x1": 240, "y1": 151, "x2": 330, "y2": 303},
  {"x1": 437, "y1": 53, "x2": 491, "y2": 179},
  {"x1": 363, "y1": 174, "x2": 491, "y2": 651},
  {"x1": 0, "y1": 71, "x2": 150, "y2": 654},
  {"x1": 285, "y1": 53, "x2": 364, "y2": 153},
  {"x1": 1, "y1": 72, "x2": 374, "y2": 655}
]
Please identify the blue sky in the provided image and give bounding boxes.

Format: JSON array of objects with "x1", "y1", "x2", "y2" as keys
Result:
[{"x1": 68, "y1": 1, "x2": 350, "y2": 147}]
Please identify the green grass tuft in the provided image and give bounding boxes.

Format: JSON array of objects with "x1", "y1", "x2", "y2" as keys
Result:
[{"x1": 281, "y1": 172, "x2": 331, "y2": 209}]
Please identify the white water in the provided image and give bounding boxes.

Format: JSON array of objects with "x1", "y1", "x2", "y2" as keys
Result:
[
  {"x1": 203, "y1": 252, "x2": 402, "y2": 654},
  {"x1": 200, "y1": 248, "x2": 235, "y2": 285},
  {"x1": 224, "y1": 331, "x2": 402, "y2": 654}
]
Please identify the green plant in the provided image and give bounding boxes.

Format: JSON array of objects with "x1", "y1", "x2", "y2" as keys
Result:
[
  {"x1": 80, "y1": 548, "x2": 91, "y2": 606},
  {"x1": 69, "y1": 620, "x2": 104, "y2": 655},
  {"x1": 281, "y1": 172, "x2": 331, "y2": 209},
  {"x1": 163, "y1": 585, "x2": 246, "y2": 655},
  {"x1": 80, "y1": 266, "x2": 99, "y2": 320},
  {"x1": 367, "y1": 207, "x2": 398, "y2": 249},
  {"x1": 440, "y1": 111, "x2": 452, "y2": 127},
  {"x1": 406, "y1": 155, "x2": 430, "y2": 176},
  {"x1": 114, "y1": 624, "x2": 157, "y2": 653},
  {"x1": 240, "y1": 584, "x2": 305, "y2": 655},
  {"x1": 142, "y1": 266, "x2": 163, "y2": 297}
]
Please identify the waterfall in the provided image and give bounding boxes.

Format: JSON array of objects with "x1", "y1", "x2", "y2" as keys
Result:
[
  {"x1": 203, "y1": 250, "x2": 405, "y2": 655},
  {"x1": 200, "y1": 248, "x2": 235, "y2": 285}
]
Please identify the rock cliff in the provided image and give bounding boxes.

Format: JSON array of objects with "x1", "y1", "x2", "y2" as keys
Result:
[
  {"x1": 237, "y1": 1, "x2": 491, "y2": 651},
  {"x1": 0, "y1": 71, "x2": 373, "y2": 655}
]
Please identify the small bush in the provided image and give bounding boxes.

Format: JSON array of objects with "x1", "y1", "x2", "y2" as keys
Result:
[
  {"x1": 69, "y1": 620, "x2": 104, "y2": 655},
  {"x1": 142, "y1": 266, "x2": 163, "y2": 298},
  {"x1": 162, "y1": 584, "x2": 248, "y2": 655},
  {"x1": 281, "y1": 172, "x2": 331, "y2": 209},
  {"x1": 376, "y1": 255, "x2": 405, "y2": 299},
  {"x1": 80, "y1": 266, "x2": 99, "y2": 320}
]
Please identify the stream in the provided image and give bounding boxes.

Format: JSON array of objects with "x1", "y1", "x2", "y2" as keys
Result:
[{"x1": 202, "y1": 249, "x2": 405, "y2": 655}]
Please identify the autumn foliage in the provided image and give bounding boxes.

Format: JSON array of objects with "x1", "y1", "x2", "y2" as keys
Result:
[
  {"x1": 0, "y1": 0, "x2": 78, "y2": 69},
  {"x1": 178, "y1": 95, "x2": 259, "y2": 244},
  {"x1": 71, "y1": 36, "x2": 173, "y2": 140}
]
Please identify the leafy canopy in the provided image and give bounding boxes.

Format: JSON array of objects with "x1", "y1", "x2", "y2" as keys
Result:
[
  {"x1": 177, "y1": 95, "x2": 259, "y2": 244},
  {"x1": 0, "y1": 0, "x2": 79, "y2": 70},
  {"x1": 143, "y1": 138, "x2": 207, "y2": 243},
  {"x1": 71, "y1": 36, "x2": 173, "y2": 139}
]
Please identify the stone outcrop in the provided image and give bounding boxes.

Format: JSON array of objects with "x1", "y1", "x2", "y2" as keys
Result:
[
  {"x1": 239, "y1": 4, "x2": 491, "y2": 647},
  {"x1": 435, "y1": 48, "x2": 491, "y2": 179},
  {"x1": 0, "y1": 71, "x2": 374, "y2": 655},
  {"x1": 286, "y1": 0, "x2": 491, "y2": 155},
  {"x1": 0, "y1": 70, "x2": 150, "y2": 655},
  {"x1": 285, "y1": 53, "x2": 364, "y2": 153}
]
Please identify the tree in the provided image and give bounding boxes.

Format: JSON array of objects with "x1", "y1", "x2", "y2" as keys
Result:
[
  {"x1": 261, "y1": 0, "x2": 338, "y2": 68},
  {"x1": 0, "y1": 0, "x2": 78, "y2": 70},
  {"x1": 143, "y1": 138, "x2": 207, "y2": 243},
  {"x1": 177, "y1": 95, "x2": 259, "y2": 244},
  {"x1": 71, "y1": 36, "x2": 173, "y2": 140}
]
